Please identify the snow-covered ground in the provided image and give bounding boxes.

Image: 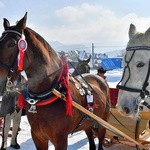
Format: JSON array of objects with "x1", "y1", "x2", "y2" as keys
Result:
[{"x1": 0, "y1": 68, "x2": 141, "y2": 150}]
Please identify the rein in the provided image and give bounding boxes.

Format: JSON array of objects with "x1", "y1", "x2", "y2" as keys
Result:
[{"x1": 117, "y1": 46, "x2": 150, "y2": 108}]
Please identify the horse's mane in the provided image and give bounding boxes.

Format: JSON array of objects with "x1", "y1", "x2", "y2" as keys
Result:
[
  {"x1": 24, "y1": 27, "x2": 53, "y2": 52},
  {"x1": 24, "y1": 27, "x2": 59, "y2": 63}
]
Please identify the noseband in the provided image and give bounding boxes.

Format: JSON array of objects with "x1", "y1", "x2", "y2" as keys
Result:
[{"x1": 117, "y1": 46, "x2": 150, "y2": 99}]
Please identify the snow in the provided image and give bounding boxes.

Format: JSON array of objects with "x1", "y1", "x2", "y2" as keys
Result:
[
  {"x1": 0, "y1": 68, "x2": 142, "y2": 150},
  {"x1": 2, "y1": 118, "x2": 137, "y2": 150},
  {"x1": 90, "y1": 68, "x2": 122, "y2": 88}
]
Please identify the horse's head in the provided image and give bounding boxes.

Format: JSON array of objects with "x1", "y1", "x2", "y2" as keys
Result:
[
  {"x1": 0, "y1": 13, "x2": 27, "y2": 95},
  {"x1": 0, "y1": 13, "x2": 62, "y2": 95},
  {"x1": 72, "y1": 55, "x2": 91, "y2": 76},
  {"x1": 117, "y1": 24, "x2": 150, "y2": 117}
]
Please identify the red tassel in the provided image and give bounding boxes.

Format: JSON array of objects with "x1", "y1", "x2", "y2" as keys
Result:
[
  {"x1": 17, "y1": 38, "x2": 27, "y2": 71},
  {"x1": 17, "y1": 93, "x2": 26, "y2": 109},
  {"x1": 61, "y1": 56, "x2": 72, "y2": 116},
  {"x1": 66, "y1": 89, "x2": 72, "y2": 116},
  {"x1": 18, "y1": 50, "x2": 25, "y2": 70}
]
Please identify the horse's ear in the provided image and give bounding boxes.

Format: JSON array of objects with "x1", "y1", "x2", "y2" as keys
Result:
[
  {"x1": 16, "y1": 12, "x2": 27, "y2": 31},
  {"x1": 145, "y1": 27, "x2": 150, "y2": 39},
  {"x1": 85, "y1": 55, "x2": 91, "y2": 63},
  {"x1": 3, "y1": 18, "x2": 10, "y2": 30},
  {"x1": 129, "y1": 24, "x2": 136, "y2": 39}
]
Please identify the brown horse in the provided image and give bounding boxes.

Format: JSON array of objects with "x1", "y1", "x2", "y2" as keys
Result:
[
  {"x1": 0, "y1": 13, "x2": 110, "y2": 150},
  {"x1": 72, "y1": 55, "x2": 91, "y2": 76}
]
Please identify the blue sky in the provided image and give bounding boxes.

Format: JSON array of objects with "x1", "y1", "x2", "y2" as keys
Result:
[{"x1": 1, "y1": 0, "x2": 150, "y2": 52}]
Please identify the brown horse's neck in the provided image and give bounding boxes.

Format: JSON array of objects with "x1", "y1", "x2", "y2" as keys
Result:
[{"x1": 23, "y1": 28, "x2": 62, "y2": 93}]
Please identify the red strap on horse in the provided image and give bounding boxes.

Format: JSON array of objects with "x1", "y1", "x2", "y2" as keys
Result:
[{"x1": 36, "y1": 96, "x2": 58, "y2": 106}]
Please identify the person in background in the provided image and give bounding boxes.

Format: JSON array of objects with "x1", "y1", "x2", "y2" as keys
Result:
[
  {"x1": 97, "y1": 67, "x2": 118, "y2": 107},
  {"x1": 97, "y1": 66, "x2": 107, "y2": 79},
  {"x1": 87, "y1": 66, "x2": 107, "y2": 112}
]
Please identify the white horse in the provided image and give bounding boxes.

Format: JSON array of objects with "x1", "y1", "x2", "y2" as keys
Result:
[{"x1": 117, "y1": 24, "x2": 150, "y2": 117}]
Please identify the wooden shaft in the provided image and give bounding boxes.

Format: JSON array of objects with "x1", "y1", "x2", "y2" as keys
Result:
[{"x1": 52, "y1": 89, "x2": 145, "y2": 149}]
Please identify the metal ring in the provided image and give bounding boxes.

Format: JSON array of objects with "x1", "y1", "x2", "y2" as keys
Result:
[{"x1": 27, "y1": 99, "x2": 38, "y2": 105}]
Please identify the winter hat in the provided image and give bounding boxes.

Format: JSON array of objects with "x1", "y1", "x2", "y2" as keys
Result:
[{"x1": 97, "y1": 66, "x2": 106, "y2": 73}]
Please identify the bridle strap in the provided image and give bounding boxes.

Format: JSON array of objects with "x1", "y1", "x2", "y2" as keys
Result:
[
  {"x1": 126, "y1": 46, "x2": 150, "y2": 51},
  {"x1": 116, "y1": 85, "x2": 142, "y2": 93},
  {"x1": 0, "y1": 60, "x2": 10, "y2": 70},
  {"x1": 117, "y1": 46, "x2": 150, "y2": 98},
  {"x1": 3, "y1": 30, "x2": 22, "y2": 37},
  {"x1": 140, "y1": 60, "x2": 150, "y2": 98}
]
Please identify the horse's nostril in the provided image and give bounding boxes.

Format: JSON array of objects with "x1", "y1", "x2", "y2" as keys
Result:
[{"x1": 123, "y1": 106, "x2": 130, "y2": 114}]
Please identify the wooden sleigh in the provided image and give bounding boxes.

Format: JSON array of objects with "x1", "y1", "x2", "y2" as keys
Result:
[{"x1": 104, "y1": 88, "x2": 150, "y2": 148}]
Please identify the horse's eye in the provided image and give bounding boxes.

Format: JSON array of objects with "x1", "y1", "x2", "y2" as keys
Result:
[
  {"x1": 136, "y1": 62, "x2": 145, "y2": 68},
  {"x1": 8, "y1": 39, "x2": 17, "y2": 47}
]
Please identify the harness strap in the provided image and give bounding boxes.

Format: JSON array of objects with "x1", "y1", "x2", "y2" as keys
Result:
[
  {"x1": 141, "y1": 101, "x2": 150, "y2": 109},
  {"x1": 140, "y1": 60, "x2": 150, "y2": 98},
  {"x1": 116, "y1": 85, "x2": 141, "y2": 93},
  {"x1": 17, "y1": 92, "x2": 59, "y2": 108},
  {"x1": 0, "y1": 60, "x2": 10, "y2": 70},
  {"x1": 36, "y1": 95, "x2": 58, "y2": 106},
  {"x1": 126, "y1": 46, "x2": 150, "y2": 51}
]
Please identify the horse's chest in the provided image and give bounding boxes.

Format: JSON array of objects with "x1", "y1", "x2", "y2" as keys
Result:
[{"x1": 26, "y1": 101, "x2": 68, "y2": 125}]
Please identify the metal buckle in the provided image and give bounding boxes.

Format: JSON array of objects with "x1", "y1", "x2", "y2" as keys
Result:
[
  {"x1": 136, "y1": 96, "x2": 143, "y2": 105},
  {"x1": 26, "y1": 98, "x2": 38, "y2": 105},
  {"x1": 6, "y1": 77, "x2": 13, "y2": 91},
  {"x1": 26, "y1": 98, "x2": 38, "y2": 113},
  {"x1": 28, "y1": 104, "x2": 37, "y2": 113}
]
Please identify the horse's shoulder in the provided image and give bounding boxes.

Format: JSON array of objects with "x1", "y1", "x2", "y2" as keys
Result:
[
  {"x1": 76, "y1": 74, "x2": 108, "y2": 89},
  {"x1": 83, "y1": 73, "x2": 106, "y2": 82}
]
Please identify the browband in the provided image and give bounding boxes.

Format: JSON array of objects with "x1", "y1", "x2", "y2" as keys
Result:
[
  {"x1": 127, "y1": 46, "x2": 150, "y2": 51},
  {"x1": 3, "y1": 30, "x2": 22, "y2": 37}
]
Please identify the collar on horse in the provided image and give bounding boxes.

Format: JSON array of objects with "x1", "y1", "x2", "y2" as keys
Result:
[
  {"x1": 117, "y1": 46, "x2": 150, "y2": 109},
  {"x1": 18, "y1": 56, "x2": 73, "y2": 116}
]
